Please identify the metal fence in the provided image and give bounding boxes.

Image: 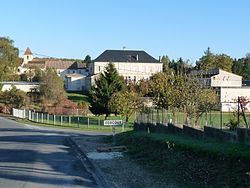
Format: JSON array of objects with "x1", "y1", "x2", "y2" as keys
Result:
[
  {"x1": 135, "y1": 102, "x2": 250, "y2": 129},
  {"x1": 12, "y1": 108, "x2": 126, "y2": 131}
]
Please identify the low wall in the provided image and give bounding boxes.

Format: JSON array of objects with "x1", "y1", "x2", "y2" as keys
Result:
[
  {"x1": 134, "y1": 122, "x2": 250, "y2": 146},
  {"x1": 183, "y1": 125, "x2": 203, "y2": 139},
  {"x1": 204, "y1": 126, "x2": 237, "y2": 142}
]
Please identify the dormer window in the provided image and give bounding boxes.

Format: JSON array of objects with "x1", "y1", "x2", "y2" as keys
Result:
[{"x1": 27, "y1": 55, "x2": 29, "y2": 60}]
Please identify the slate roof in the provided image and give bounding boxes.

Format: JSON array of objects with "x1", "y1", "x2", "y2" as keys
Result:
[{"x1": 94, "y1": 50, "x2": 160, "y2": 63}]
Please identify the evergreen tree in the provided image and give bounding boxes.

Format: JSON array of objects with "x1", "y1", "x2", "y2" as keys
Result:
[{"x1": 89, "y1": 62, "x2": 125, "y2": 118}]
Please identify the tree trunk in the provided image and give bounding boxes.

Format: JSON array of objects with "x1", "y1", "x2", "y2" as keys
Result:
[
  {"x1": 126, "y1": 115, "x2": 129, "y2": 123},
  {"x1": 105, "y1": 113, "x2": 108, "y2": 120}
]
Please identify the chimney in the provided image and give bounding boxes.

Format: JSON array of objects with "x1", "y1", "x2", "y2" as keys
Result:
[{"x1": 159, "y1": 56, "x2": 161, "y2": 62}]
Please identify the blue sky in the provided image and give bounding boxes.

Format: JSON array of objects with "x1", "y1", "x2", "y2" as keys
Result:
[{"x1": 1, "y1": 0, "x2": 250, "y2": 63}]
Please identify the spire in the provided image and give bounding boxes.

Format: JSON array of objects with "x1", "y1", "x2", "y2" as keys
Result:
[{"x1": 24, "y1": 47, "x2": 32, "y2": 55}]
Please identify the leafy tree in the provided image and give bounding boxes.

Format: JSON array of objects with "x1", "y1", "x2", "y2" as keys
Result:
[
  {"x1": 32, "y1": 67, "x2": 43, "y2": 82},
  {"x1": 196, "y1": 47, "x2": 233, "y2": 72},
  {"x1": 89, "y1": 62, "x2": 125, "y2": 118},
  {"x1": 161, "y1": 55, "x2": 171, "y2": 73},
  {"x1": 214, "y1": 54, "x2": 233, "y2": 72},
  {"x1": 0, "y1": 86, "x2": 29, "y2": 108},
  {"x1": 39, "y1": 68, "x2": 65, "y2": 105},
  {"x1": 109, "y1": 91, "x2": 141, "y2": 122},
  {"x1": 148, "y1": 72, "x2": 173, "y2": 109},
  {"x1": 196, "y1": 47, "x2": 216, "y2": 71},
  {"x1": 0, "y1": 37, "x2": 20, "y2": 81},
  {"x1": 170, "y1": 58, "x2": 192, "y2": 75},
  {"x1": 232, "y1": 55, "x2": 250, "y2": 80}
]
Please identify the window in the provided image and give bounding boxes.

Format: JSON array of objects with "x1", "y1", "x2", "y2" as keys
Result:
[{"x1": 73, "y1": 70, "x2": 75, "y2": 73}]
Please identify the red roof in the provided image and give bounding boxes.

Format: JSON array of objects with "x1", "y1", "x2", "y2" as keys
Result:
[{"x1": 24, "y1": 47, "x2": 32, "y2": 55}]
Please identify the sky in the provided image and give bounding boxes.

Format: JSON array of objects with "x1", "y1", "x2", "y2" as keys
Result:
[{"x1": 1, "y1": 0, "x2": 250, "y2": 63}]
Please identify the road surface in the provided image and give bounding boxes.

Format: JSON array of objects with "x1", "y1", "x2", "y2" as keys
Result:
[{"x1": 0, "y1": 116, "x2": 106, "y2": 188}]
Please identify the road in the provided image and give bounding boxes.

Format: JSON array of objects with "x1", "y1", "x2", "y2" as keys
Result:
[{"x1": 0, "y1": 116, "x2": 107, "y2": 188}]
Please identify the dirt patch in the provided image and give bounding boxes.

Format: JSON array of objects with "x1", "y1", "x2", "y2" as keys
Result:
[{"x1": 72, "y1": 135, "x2": 179, "y2": 188}]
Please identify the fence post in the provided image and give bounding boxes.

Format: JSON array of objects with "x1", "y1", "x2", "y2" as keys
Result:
[
  {"x1": 69, "y1": 116, "x2": 71, "y2": 126},
  {"x1": 36, "y1": 112, "x2": 38, "y2": 122},
  {"x1": 61, "y1": 116, "x2": 63, "y2": 126},
  {"x1": 41, "y1": 113, "x2": 43, "y2": 123},
  {"x1": 87, "y1": 118, "x2": 89, "y2": 128},
  {"x1": 98, "y1": 118, "x2": 100, "y2": 129},
  {"x1": 47, "y1": 114, "x2": 49, "y2": 124},
  {"x1": 54, "y1": 115, "x2": 56, "y2": 125},
  {"x1": 77, "y1": 116, "x2": 80, "y2": 128}
]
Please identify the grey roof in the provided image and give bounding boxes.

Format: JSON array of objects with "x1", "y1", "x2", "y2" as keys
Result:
[{"x1": 94, "y1": 50, "x2": 160, "y2": 63}]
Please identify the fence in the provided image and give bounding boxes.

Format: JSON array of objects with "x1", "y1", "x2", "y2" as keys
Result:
[
  {"x1": 12, "y1": 108, "x2": 127, "y2": 131},
  {"x1": 134, "y1": 123, "x2": 250, "y2": 146},
  {"x1": 135, "y1": 104, "x2": 250, "y2": 130}
]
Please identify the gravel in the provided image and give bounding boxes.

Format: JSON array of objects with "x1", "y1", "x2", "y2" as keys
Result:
[{"x1": 72, "y1": 135, "x2": 179, "y2": 188}]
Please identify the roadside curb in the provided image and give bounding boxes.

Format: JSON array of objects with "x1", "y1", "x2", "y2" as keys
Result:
[{"x1": 67, "y1": 137, "x2": 117, "y2": 188}]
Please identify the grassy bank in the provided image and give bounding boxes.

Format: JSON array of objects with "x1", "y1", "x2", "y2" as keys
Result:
[{"x1": 115, "y1": 131, "x2": 250, "y2": 187}]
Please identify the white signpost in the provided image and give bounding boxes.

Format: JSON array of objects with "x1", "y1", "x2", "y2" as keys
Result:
[
  {"x1": 104, "y1": 120, "x2": 123, "y2": 145},
  {"x1": 104, "y1": 120, "x2": 123, "y2": 126}
]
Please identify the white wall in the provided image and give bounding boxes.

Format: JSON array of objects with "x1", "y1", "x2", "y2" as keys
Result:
[
  {"x1": 93, "y1": 61, "x2": 162, "y2": 80},
  {"x1": 1, "y1": 82, "x2": 40, "y2": 92},
  {"x1": 65, "y1": 76, "x2": 86, "y2": 91},
  {"x1": 211, "y1": 70, "x2": 242, "y2": 88},
  {"x1": 221, "y1": 87, "x2": 250, "y2": 112}
]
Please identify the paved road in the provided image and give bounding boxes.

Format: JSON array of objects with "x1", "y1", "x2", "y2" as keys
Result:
[{"x1": 0, "y1": 116, "x2": 106, "y2": 188}]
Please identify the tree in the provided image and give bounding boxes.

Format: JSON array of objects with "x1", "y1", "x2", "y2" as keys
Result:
[
  {"x1": 109, "y1": 91, "x2": 141, "y2": 122},
  {"x1": 232, "y1": 55, "x2": 250, "y2": 80},
  {"x1": 0, "y1": 86, "x2": 29, "y2": 108},
  {"x1": 196, "y1": 47, "x2": 216, "y2": 71},
  {"x1": 0, "y1": 37, "x2": 20, "y2": 81},
  {"x1": 148, "y1": 72, "x2": 174, "y2": 109},
  {"x1": 32, "y1": 67, "x2": 43, "y2": 82},
  {"x1": 196, "y1": 47, "x2": 233, "y2": 72},
  {"x1": 214, "y1": 54, "x2": 233, "y2": 72},
  {"x1": 161, "y1": 55, "x2": 171, "y2": 73},
  {"x1": 39, "y1": 68, "x2": 65, "y2": 105},
  {"x1": 84, "y1": 55, "x2": 91, "y2": 68},
  {"x1": 89, "y1": 62, "x2": 125, "y2": 118}
]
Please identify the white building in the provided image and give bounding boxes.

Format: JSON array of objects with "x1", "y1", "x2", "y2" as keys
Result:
[
  {"x1": 87, "y1": 50, "x2": 162, "y2": 89},
  {"x1": 18, "y1": 48, "x2": 88, "y2": 91},
  {"x1": 197, "y1": 68, "x2": 250, "y2": 112}
]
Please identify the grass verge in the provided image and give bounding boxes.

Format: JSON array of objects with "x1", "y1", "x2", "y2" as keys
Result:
[
  {"x1": 14, "y1": 118, "x2": 132, "y2": 133},
  {"x1": 114, "y1": 131, "x2": 250, "y2": 187}
]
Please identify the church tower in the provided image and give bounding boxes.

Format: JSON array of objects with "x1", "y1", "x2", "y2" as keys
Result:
[{"x1": 23, "y1": 47, "x2": 33, "y2": 64}]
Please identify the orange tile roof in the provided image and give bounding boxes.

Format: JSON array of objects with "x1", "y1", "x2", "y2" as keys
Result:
[{"x1": 24, "y1": 47, "x2": 33, "y2": 55}]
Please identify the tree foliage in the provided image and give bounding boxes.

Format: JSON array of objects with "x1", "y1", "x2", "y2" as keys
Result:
[
  {"x1": 108, "y1": 91, "x2": 141, "y2": 122},
  {"x1": 0, "y1": 86, "x2": 29, "y2": 108},
  {"x1": 0, "y1": 37, "x2": 20, "y2": 81},
  {"x1": 232, "y1": 55, "x2": 250, "y2": 80},
  {"x1": 89, "y1": 62, "x2": 125, "y2": 118},
  {"x1": 196, "y1": 47, "x2": 233, "y2": 72},
  {"x1": 39, "y1": 68, "x2": 65, "y2": 105}
]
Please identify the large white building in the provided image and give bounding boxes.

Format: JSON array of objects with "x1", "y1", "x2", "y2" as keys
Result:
[{"x1": 87, "y1": 50, "x2": 163, "y2": 89}]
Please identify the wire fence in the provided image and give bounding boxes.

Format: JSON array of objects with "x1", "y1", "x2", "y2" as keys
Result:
[
  {"x1": 12, "y1": 108, "x2": 128, "y2": 132},
  {"x1": 135, "y1": 102, "x2": 250, "y2": 130}
]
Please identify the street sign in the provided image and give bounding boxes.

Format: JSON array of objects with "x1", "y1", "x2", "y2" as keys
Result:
[{"x1": 104, "y1": 120, "x2": 123, "y2": 126}]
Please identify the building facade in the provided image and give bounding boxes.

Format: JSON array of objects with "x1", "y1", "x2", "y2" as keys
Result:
[{"x1": 87, "y1": 50, "x2": 163, "y2": 89}]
